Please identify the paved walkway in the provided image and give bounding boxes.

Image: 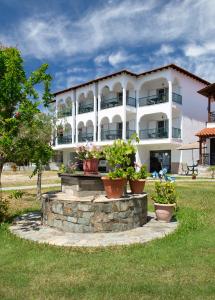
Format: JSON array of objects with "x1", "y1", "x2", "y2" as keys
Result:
[
  {"x1": 10, "y1": 212, "x2": 178, "y2": 247},
  {"x1": 1, "y1": 183, "x2": 61, "y2": 191}
]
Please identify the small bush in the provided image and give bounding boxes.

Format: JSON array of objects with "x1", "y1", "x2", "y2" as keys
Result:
[
  {"x1": 0, "y1": 198, "x2": 9, "y2": 223},
  {"x1": 9, "y1": 190, "x2": 25, "y2": 200},
  {"x1": 152, "y1": 182, "x2": 177, "y2": 204}
]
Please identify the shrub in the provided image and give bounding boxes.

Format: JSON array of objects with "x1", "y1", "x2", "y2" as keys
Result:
[
  {"x1": 208, "y1": 166, "x2": 215, "y2": 179},
  {"x1": 0, "y1": 198, "x2": 9, "y2": 223},
  {"x1": 152, "y1": 182, "x2": 177, "y2": 204},
  {"x1": 108, "y1": 168, "x2": 127, "y2": 179},
  {"x1": 127, "y1": 164, "x2": 148, "y2": 180},
  {"x1": 9, "y1": 190, "x2": 25, "y2": 200}
]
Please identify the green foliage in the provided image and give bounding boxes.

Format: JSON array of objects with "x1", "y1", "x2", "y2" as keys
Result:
[
  {"x1": 108, "y1": 168, "x2": 127, "y2": 179},
  {"x1": 0, "y1": 198, "x2": 9, "y2": 222},
  {"x1": 208, "y1": 166, "x2": 215, "y2": 178},
  {"x1": 152, "y1": 182, "x2": 177, "y2": 204},
  {"x1": 127, "y1": 165, "x2": 148, "y2": 180},
  {"x1": 9, "y1": 190, "x2": 25, "y2": 200},
  {"x1": 59, "y1": 163, "x2": 77, "y2": 174}
]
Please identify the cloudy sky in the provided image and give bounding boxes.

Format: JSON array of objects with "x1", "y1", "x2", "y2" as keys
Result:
[{"x1": 1, "y1": 0, "x2": 215, "y2": 92}]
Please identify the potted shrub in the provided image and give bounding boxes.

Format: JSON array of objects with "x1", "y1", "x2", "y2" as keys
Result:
[
  {"x1": 152, "y1": 182, "x2": 177, "y2": 222},
  {"x1": 76, "y1": 144, "x2": 101, "y2": 175},
  {"x1": 102, "y1": 136, "x2": 138, "y2": 198},
  {"x1": 127, "y1": 164, "x2": 147, "y2": 194},
  {"x1": 192, "y1": 172, "x2": 197, "y2": 180},
  {"x1": 102, "y1": 168, "x2": 127, "y2": 199}
]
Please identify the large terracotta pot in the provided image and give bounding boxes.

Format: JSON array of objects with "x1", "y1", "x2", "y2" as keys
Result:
[
  {"x1": 129, "y1": 179, "x2": 146, "y2": 194},
  {"x1": 83, "y1": 159, "x2": 99, "y2": 175},
  {"x1": 102, "y1": 177, "x2": 127, "y2": 199},
  {"x1": 154, "y1": 203, "x2": 176, "y2": 222}
]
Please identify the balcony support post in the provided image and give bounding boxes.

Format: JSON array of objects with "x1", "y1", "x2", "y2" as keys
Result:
[
  {"x1": 122, "y1": 86, "x2": 126, "y2": 140},
  {"x1": 98, "y1": 93, "x2": 101, "y2": 142},
  {"x1": 75, "y1": 97, "x2": 78, "y2": 144},
  {"x1": 72, "y1": 93, "x2": 76, "y2": 144},
  {"x1": 93, "y1": 93, "x2": 97, "y2": 142},
  {"x1": 208, "y1": 96, "x2": 211, "y2": 122},
  {"x1": 168, "y1": 80, "x2": 173, "y2": 139},
  {"x1": 136, "y1": 90, "x2": 139, "y2": 138}
]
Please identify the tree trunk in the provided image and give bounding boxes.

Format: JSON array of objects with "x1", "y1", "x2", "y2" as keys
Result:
[
  {"x1": 37, "y1": 169, "x2": 42, "y2": 200},
  {"x1": 0, "y1": 162, "x2": 4, "y2": 201}
]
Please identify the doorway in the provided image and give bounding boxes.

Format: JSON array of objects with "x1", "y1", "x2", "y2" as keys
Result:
[
  {"x1": 150, "y1": 150, "x2": 171, "y2": 173},
  {"x1": 210, "y1": 138, "x2": 215, "y2": 165}
]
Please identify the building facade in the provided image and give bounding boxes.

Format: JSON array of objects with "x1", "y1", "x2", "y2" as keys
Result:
[{"x1": 52, "y1": 64, "x2": 209, "y2": 173}]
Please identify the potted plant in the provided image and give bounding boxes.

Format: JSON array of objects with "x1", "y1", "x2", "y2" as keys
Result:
[
  {"x1": 152, "y1": 182, "x2": 177, "y2": 222},
  {"x1": 102, "y1": 167, "x2": 127, "y2": 199},
  {"x1": 102, "y1": 135, "x2": 138, "y2": 198},
  {"x1": 192, "y1": 172, "x2": 197, "y2": 180},
  {"x1": 76, "y1": 143, "x2": 101, "y2": 175},
  {"x1": 208, "y1": 166, "x2": 215, "y2": 179},
  {"x1": 127, "y1": 164, "x2": 147, "y2": 194}
]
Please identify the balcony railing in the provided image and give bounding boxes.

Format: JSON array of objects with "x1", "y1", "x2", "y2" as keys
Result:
[
  {"x1": 57, "y1": 135, "x2": 72, "y2": 144},
  {"x1": 126, "y1": 97, "x2": 136, "y2": 107},
  {"x1": 78, "y1": 103, "x2": 94, "y2": 114},
  {"x1": 101, "y1": 129, "x2": 122, "y2": 141},
  {"x1": 78, "y1": 133, "x2": 93, "y2": 142},
  {"x1": 126, "y1": 130, "x2": 136, "y2": 139},
  {"x1": 172, "y1": 127, "x2": 181, "y2": 138},
  {"x1": 139, "y1": 92, "x2": 182, "y2": 107},
  {"x1": 139, "y1": 127, "x2": 168, "y2": 139},
  {"x1": 101, "y1": 97, "x2": 122, "y2": 109},
  {"x1": 57, "y1": 109, "x2": 72, "y2": 118},
  {"x1": 209, "y1": 111, "x2": 215, "y2": 122},
  {"x1": 172, "y1": 92, "x2": 182, "y2": 105}
]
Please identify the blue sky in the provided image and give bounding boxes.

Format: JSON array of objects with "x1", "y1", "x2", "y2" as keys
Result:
[{"x1": 1, "y1": 0, "x2": 215, "y2": 93}]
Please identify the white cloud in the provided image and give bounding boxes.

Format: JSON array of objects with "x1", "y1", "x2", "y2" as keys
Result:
[
  {"x1": 94, "y1": 54, "x2": 108, "y2": 65},
  {"x1": 155, "y1": 45, "x2": 174, "y2": 56},
  {"x1": 184, "y1": 42, "x2": 215, "y2": 57},
  {"x1": 108, "y1": 51, "x2": 130, "y2": 66}
]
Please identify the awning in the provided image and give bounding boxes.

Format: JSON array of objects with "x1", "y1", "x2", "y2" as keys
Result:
[
  {"x1": 177, "y1": 142, "x2": 200, "y2": 150},
  {"x1": 196, "y1": 128, "x2": 215, "y2": 138}
]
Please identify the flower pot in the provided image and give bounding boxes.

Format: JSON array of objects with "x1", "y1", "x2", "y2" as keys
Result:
[
  {"x1": 129, "y1": 179, "x2": 146, "y2": 194},
  {"x1": 192, "y1": 175, "x2": 196, "y2": 180},
  {"x1": 83, "y1": 159, "x2": 99, "y2": 175},
  {"x1": 154, "y1": 203, "x2": 176, "y2": 222},
  {"x1": 102, "y1": 177, "x2": 127, "y2": 199}
]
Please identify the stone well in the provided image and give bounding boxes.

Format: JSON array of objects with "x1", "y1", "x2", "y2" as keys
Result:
[{"x1": 42, "y1": 174, "x2": 148, "y2": 233}]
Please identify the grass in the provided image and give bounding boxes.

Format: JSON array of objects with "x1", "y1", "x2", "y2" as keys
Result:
[{"x1": 0, "y1": 182, "x2": 215, "y2": 299}]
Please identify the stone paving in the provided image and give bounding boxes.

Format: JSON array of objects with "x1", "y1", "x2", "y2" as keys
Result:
[{"x1": 9, "y1": 212, "x2": 178, "y2": 247}]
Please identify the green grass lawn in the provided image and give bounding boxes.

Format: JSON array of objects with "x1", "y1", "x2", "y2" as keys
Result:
[{"x1": 0, "y1": 182, "x2": 215, "y2": 300}]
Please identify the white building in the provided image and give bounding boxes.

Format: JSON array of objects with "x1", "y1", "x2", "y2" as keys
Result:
[{"x1": 52, "y1": 64, "x2": 209, "y2": 173}]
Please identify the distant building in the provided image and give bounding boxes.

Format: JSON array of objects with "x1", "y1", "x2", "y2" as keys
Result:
[{"x1": 52, "y1": 64, "x2": 209, "y2": 173}]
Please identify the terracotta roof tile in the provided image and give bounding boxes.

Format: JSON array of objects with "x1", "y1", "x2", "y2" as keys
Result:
[{"x1": 196, "y1": 127, "x2": 215, "y2": 137}]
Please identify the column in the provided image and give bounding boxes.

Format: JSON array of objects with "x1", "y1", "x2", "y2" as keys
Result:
[
  {"x1": 135, "y1": 90, "x2": 139, "y2": 138},
  {"x1": 93, "y1": 93, "x2": 97, "y2": 142},
  {"x1": 122, "y1": 86, "x2": 126, "y2": 140},
  {"x1": 208, "y1": 96, "x2": 211, "y2": 122},
  {"x1": 168, "y1": 80, "x2": 173, "y2": 140},
  {"x1": 72, "y1": 93, "x2": 76, "y2": 144},
  {"x1": 97, "y1": 93, "x2": 102, "y2": 142},
  {"x1": 75, "y1": 97, "x2": 79, "y2": 143}
]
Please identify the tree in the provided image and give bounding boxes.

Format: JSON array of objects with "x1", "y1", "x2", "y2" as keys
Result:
[{"x1": 0, "y1": 45, "x2": 53, "y2": 200}]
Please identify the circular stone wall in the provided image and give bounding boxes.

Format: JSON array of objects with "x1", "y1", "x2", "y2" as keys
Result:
[{"x1": 42, "y1": 193, "x2": 147, "y2": 233}]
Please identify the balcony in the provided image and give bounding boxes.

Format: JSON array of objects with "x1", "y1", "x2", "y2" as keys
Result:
[
  {"x1": 78, "y1": 133, "x2": 93, "y2": 142},
  {"x1": 101, "y1": 129, "x2": 122, "y2": 141},
  {"x1": 172, "y1": 127, "x2": 181, "y2": 138},
  {"x1": 126, "y1": 97, "x2": 136, "y2": 107},
  {"x1": 139, "y1": 92, "x2": 182, "y2": 107},
  {"x1": 209, "y1": 111, "x2": 215, "y2": 122},
  {"x1": 101, "y1": 97, "x2": 122, "y2": 109},
  {"x1": 126, "y1": 129, "x2": 136, "y2": 139},
  {"x1": 78, "y1": 103, "x2": 94, "y2": 114},
  {"x1": 57, "y1": 135, "x2": 72, "y2": 144},
  {"x1": 139, "y1": 127, "x2": 168, "y2": 139},
  {"x1": 57, "y1": 109, "x2": 72, "y2": 118}
]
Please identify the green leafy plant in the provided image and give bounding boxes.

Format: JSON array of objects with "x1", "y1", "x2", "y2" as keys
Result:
[
  {"x1": 59, "y1": 162, "x2": 77, "y2": 174},
  {"x1": 152, "y1": 182, "x2": 177, "y2": 204},
  {"x1": 208, "y1": 166, "x2": 215, "y2": 179},
  {"x1": 0, "y1": 198, "x2": 9, "y2": 223},
  {"x1": 127, "y1": 164, "x2": 148, "y2": 180},
  {"x1": 108, "y1": 168, "x2": 127, "y2": 179},
  {"x1": 9, "y1": 190, "x2": 25, "y2": 200}
]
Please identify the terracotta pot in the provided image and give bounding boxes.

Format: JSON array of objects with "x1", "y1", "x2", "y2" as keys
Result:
[
  {"x1": 129, "y1": 179, "x2": 146, "y2": 194},
  {"x1": 83, "y1": 159, "x2": 99, "y2": 175},
  {"x1": 102, "y1": 177, "x2": 127, "y2": 199},
  {"x1": 154, "y1": 203, "x2": 176, "y2": 222}
]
